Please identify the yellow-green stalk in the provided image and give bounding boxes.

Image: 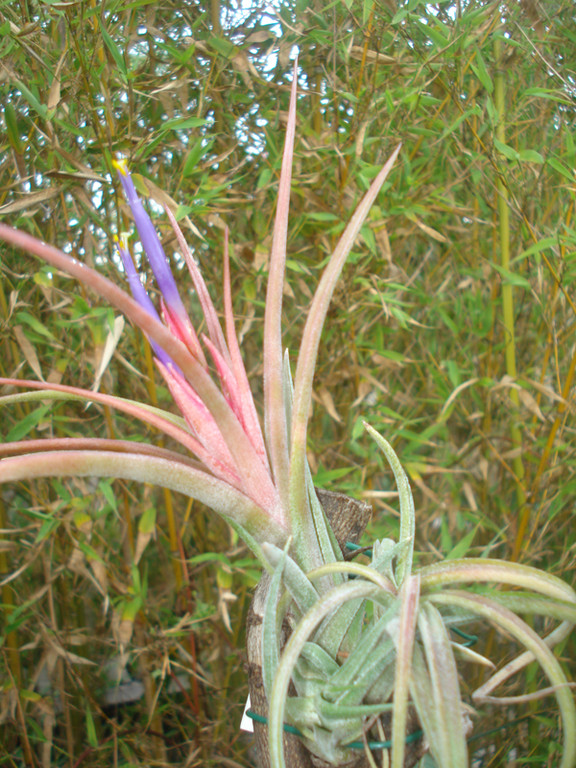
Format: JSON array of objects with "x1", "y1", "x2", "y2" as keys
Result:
[{"x1": 493, "y1": 35, "x2": 527, "y2": 543}]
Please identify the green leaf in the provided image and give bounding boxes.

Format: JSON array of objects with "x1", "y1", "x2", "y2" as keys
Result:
[
  {"x1": 161, "y1": 115, "x2": 207, "y2": 134},
  {"x1": 15, "y1": 311, "x2": 56, "y2": 340},
  {"x1": 98, "y1": 20, "x2": 128, "y2": 78},
  {"x1": 11, "y1": 80, "x2": 48, "y2": 120},
  {"x1": 98, "y1": 479, "x2": 117, "y2": 513},
  {"x1": 516, "y1": 237, "x2": 557, "y2": 261},
  {"x1": 6, "y1": 405, "x2": 51, "y2": 441},
  {"x1": 363, "y1": 0, "x2": 375, "y2": 25},
  {"x1": 524, "y1": 87, "x2": 572, "y2": 104},
  {"x1": 471, "y1": 47, "x2": 493, "y2": 93},
  {"x1": 364, "y1": 423, "x2": 415, "y2": 585},
  {"x1": 547, "y1": 157, "x2": 574, "y2": 181},
  {"x1": 85, "y1": 705, "x2": 98, "y2": 749},
  {"x1": 77, "y1": 540, "x2": 105, "y2": 564},
  {"x1": 446, "y1": 525, "x2": 478, "y2": 559},
  {"x1": 491, "y1": 263, "x2": 531, "y2": 288},
  {"x1": 182, "y1": 137, "x2": 214, "y2": 177},
  {"x1": 4, "y1": 103, "x2": 25, "y2": 153},
  {"x1": 138, "y1": 506, "x2": 156, "y2": 535},
  {"x1": 36, "y1": 517, "x2": 60, "y2": 543},
  {"x1": 518, "y1": 149, "x2": 544, "y2": 164},
  {"x1": 494, "y1": 138, "x2": 519, "y2": 161},
  {"x1": 206, "y1": 36, "x2": 238, "y2": 58}
]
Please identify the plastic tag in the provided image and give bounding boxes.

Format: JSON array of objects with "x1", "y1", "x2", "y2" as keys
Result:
[{"x1": 240, "y1": 693, "x2": 254, "y2": 733}]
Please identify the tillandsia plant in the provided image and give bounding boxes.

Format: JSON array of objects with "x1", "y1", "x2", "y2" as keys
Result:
[{"x1": 0, "y1": 66, "x2": 575, "y2": 768}]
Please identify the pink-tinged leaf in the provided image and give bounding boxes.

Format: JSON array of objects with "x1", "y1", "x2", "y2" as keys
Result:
[
  {"x1": 0, "y1": 450, "x2": 289, "y2": 550},
  {"x1": 0, "y1": 377, "x2": 203, "y2": 454},
  {"x1": 263, "y1": 59, "x2": 299, "y2": 502},
  {"x1": 222, "y1": 228, "x2": 272, "y2": 471},
  {"x1": 0, "y1": 224, "x2": 200, "y2": 380},
  {"x1": 202, "y1": 334, "x2": 269, "y2": 469},
  {"x1": 158, "y1": 362, "x2": 280, "y2": 517},
  {"x1": 289, "y1": 145, "x2": 402, "y2": 532},
  {"x1": 161, "y1": 296, "x2": 207, "y2": 366},
  {"x1": 0, "y1": 437, "x2": 202, "y2": 467},
  {"x1": 430, "y1": 591, "x2": 576, "y2": 768},
  {"x1": 419, "y1": 558, "x2": 576, "y2": 602},
  {"x1": 164, "y1": 205, "x2": 228, "y2": 359},
  {"x1": 157, "y1": 361, "x2": 240, "y2": 486},
  {"x1": 391, "y1": 573, "x2": 420, "y2": 768},
  {"x1": 417, "y1": 603, "x2": 468, "y2": 766},
  {"x1": 0, "y1": 225, "x2": 283, "y2": 501}
]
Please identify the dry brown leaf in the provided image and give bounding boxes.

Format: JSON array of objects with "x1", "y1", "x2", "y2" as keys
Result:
[
  {"x1": 47, "y1": 49, "x2": 67, "y2": 112},
  {"x1": 317, "y1": 386, "x2": 342, "y2": 423},
  {"x1": 495, "y1": 375, "x2": 546, "y2": 420},
  {"x1": 413, "y1": 217, "x2": 448, "y2": 243},
  {"x1": 138, "y1": 176, "x2": 204, "y2": 240},
  {"x1": 439, "y1": 378, "x2": 480, "y2": 420},
  {"x1": 374, "y1": 223, "x2": 393, "y2": 266},
  {"x1": 0, "y1": 187, "x2": 58, "y2": 214},
  {"x1": 13, "y1": 325, "x2": 44, "y2": 381},
  {"x1": 355, "y1": 120, "x2": 369, "y2": 158},
  {"x1": 42, "y1": 632, "x2": 96, "y2": 666},
  {"x1": 89, "y1": 558, "x2": 108, "y2": 597},
  {"x1": 113, "y1": 615, "x2": 135, "y2": 649},
  {"x1": 517, "y1": 387, "x2": 546, "y2": 421},
  {"x1": 349, "y1": 46, "x2": 399, "y2": 65},
  {"x1": 92, "y1": 315, "x2": 125, "y2": 393},
  {"x1": 134, "y1": 529, "x2": 154, "y2": 565}
]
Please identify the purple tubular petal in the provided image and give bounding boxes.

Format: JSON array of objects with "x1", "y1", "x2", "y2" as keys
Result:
[
  {"x1": 115, "y1": 159, "x2": 189, "y2": 324},
  {"x1": 116, "y1": 238, "x2": 161, "y2": 322},
  {"x1": 115, "y1": 238, "x2": 177, "y2": 370}
]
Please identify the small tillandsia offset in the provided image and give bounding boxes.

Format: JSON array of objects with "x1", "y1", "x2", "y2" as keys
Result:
[{"x1": 1, "y1": 62, "x2": 575, "y2": 768}]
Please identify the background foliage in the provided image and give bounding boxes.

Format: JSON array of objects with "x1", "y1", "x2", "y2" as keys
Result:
[{"x1": 1, "y1": 0, "x2": 575, "y2": 765}]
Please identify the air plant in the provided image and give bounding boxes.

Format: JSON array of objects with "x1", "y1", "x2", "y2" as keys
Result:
[{"x1": 0, "y1": 65, "x2": 575, "y2": 768}]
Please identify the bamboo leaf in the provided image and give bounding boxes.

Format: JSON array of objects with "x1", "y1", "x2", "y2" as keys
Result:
[{"x1": 5, "y1": 405, "x2": 51, "y2": 442}]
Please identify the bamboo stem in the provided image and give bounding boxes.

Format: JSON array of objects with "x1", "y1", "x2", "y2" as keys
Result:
[{"x1": 493, "y1": 35, "x2": 527, "y2": 553}]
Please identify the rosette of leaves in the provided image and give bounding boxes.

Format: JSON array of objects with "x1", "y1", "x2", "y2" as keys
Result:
[{"x1": 261, "y1": 425, "x2": 576, "y2": 768}]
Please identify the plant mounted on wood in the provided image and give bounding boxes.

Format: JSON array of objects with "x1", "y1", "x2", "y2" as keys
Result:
[{"x1": 0, "y1": 64, "x2": 574, "y2": 768}]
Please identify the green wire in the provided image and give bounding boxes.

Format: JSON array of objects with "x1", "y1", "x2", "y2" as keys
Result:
[{"x1": 245, "y1": 710, "x2": 423, "y2": 750}]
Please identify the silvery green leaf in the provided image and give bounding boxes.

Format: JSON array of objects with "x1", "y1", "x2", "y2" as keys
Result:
[
  {"x1": 371, "y1": 537, "x2": 399, "y2": 582},
  {"x1": 268, "y1": 580, "x2": 383, "y2": 768},
  {"x1": 431, "y1": 591, "x2": 576, "y2": 768},
  {"x1": 317, "y1": 695, "x2": 394, "y2": 727},
  {"x1": 323, "y1": 602, "x2": 398, "y2": 707},
  {"x1": 284, "y1": 695, "x2": 322, "y2": 735},
  {"x1": 483, "y1": 592, "x2": 576, "y2": 623},
  {"x1": 262, "y1": 541, "x2": 319, "y2": 616},
  {"x1": 306, "y1": 462, "x2": 343, "y2": 577},
  {"x1": 313, "y1": 595, "x2": 365, "y2": 658},
  {"x1": 451, "y1": 642, "x2": 495, "y2": 669},
  {"x1": 364, "y1": 423, "x2": 415, "y2": 585},
  {"x1": 292, "y1": 661, "x2": 326, "y2": 698},
  {"x1": 418, "y1": 602, "x2": 468, "y2": 766},
  {"x1": 364, "y1": 661, "x2": 396, "y2": 704},
  {"x1": 262, "y1": 541, "x2": 289, "y2": 699},
  {"x1": 282, "y1": 349, "x2": 293, "y2": 438},
  {"x1": 390, "y1": 574, "x2": 420, "y2": 768},
  {"x1": 300, "y1": 641, "x2": 340, "y2": 678},
  {"x1": 296, "y1": 724, "x2": 353, "y2": 767}
]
